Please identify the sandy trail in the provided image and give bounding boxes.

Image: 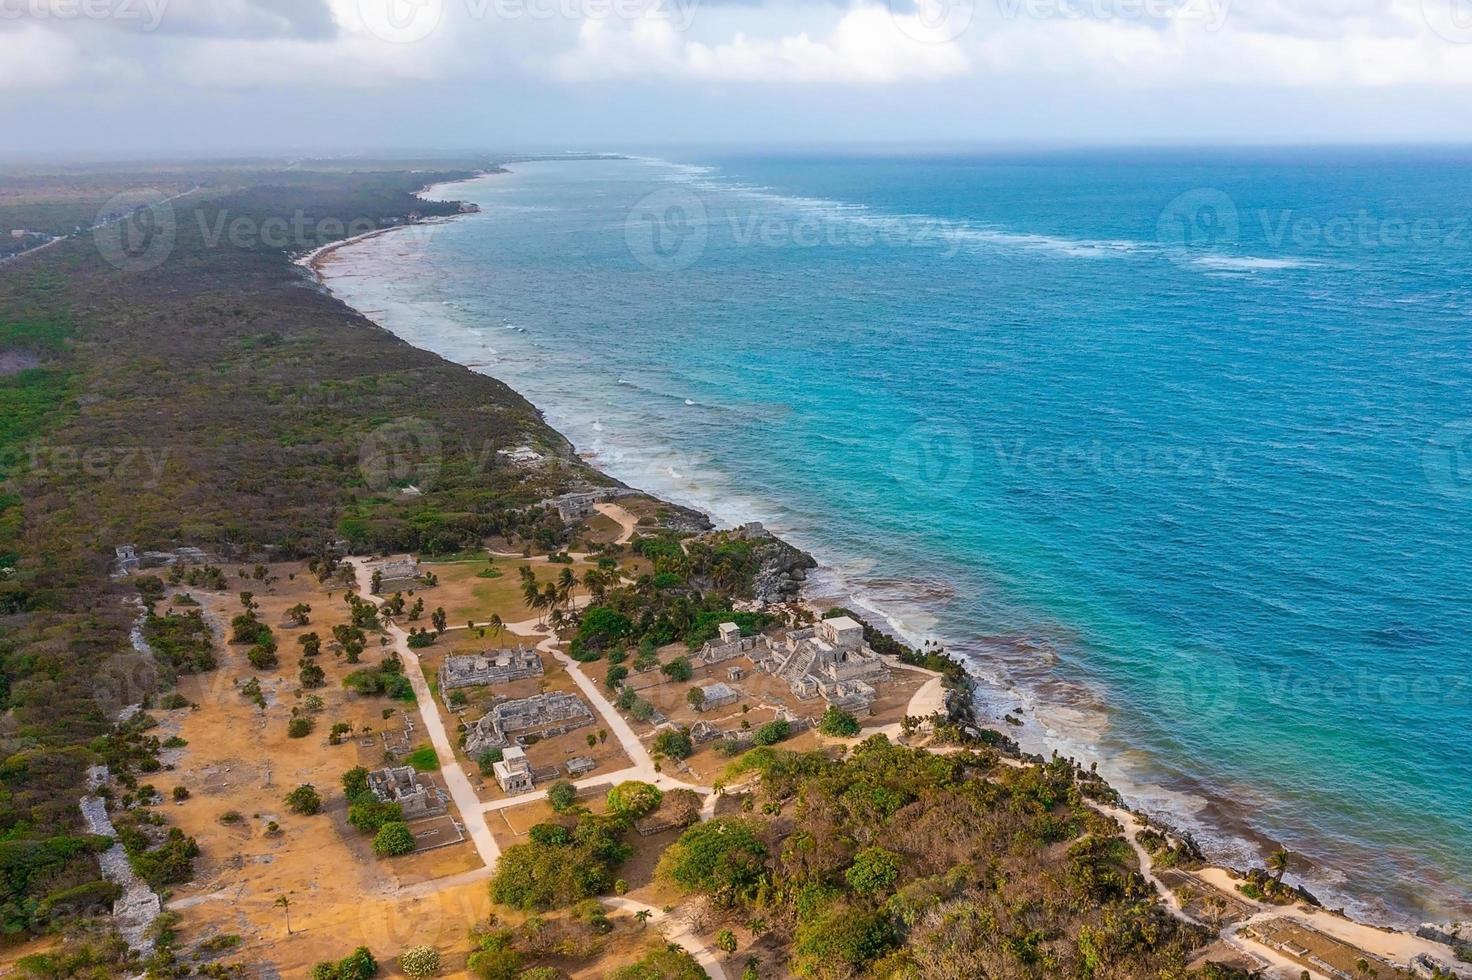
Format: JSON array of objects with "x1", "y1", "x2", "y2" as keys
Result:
[
  {"x1": 594, "y1": 501, "x2": 640, "y2": 545},
  {"x1": 346, "y1": 558, "x2": 500, "y2": 869}
]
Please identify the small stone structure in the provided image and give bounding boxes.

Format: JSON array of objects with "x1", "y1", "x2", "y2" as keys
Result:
[
  {"x1": 438, "y1": 647, "x2": 543, "y2": 692},
  {"x1": 492, "y1": 746, "x2": 535, "y2": 794},
  {"x1": 690, "y1": 720, "x2": 723, "y2": 744},
  {"x1": 565, "y1": 756, "x2": 597, "y2": 777},
  {"x1": 367, "y1": 766, "x2": 446, "y2": 819},
  {"x1": 465, "y1": 691, "x2": 595, "y2": 754},
  {"x1": 757, "y1": 616, "x2": 891, "y2": 714},
  {"x1": 543, "y1": 487, "x2": 634, "y2": 524},
  {"x1": 694, "y1": 621, "x2": 760, "y2": 666},
  {"x1": 694, "y1": 682, "x2": 740, "y2": 712},
  {"x1": 372, "y1": 556, "x2": 429, "y2": 593}
]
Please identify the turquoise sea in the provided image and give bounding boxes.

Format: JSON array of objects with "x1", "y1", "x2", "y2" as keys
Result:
[{"x1": 323, "y1": 150, "x2": 1472, "y2": 924}]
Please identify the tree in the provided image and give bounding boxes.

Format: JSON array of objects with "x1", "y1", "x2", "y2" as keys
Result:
[
  {"x1": 547, "y1": 780, "x2": 578, "y2": 813},
  {"x1": 686, "y1": 687, "x2": 706, "y2": 711},
  {"x1": 398, "y1": 945, "x2": 441, "y2": 978},
  {"x1": 661, "y1": 657, "x2": 693, "y2": 683},
  {"x1": 275, "y1": 894, "x2": 293, "y2": 935},
  {"x1": 657, "y1": 818, "x2": 768, "y2": 903},
  {"x1": 819, "y1": 707, "x2": 861, "y2": 738},
  {"x1": 373, "y1": 821, "x2": 416, "y2": 857},
  {"x1": 287, "y1": 603, "x2": 312, "y2": 626},
  {"x1": 717, "y1": 929, "x2": 738, "y2": 956},
  {"x1": 299, "y1": 632, "x2": 322, "y2": 657},
  {"x1": 300, "y1": 660, "x2": 326, "y2": 688},
  {"x1": 606, "y1": 781, "x2": 664, "y2": 821},
  {"x1": 635, "y1": 908, "x2": 652, "y2": 929},
  {"x1": 488, "y1": 613, "x2": 505, "y2": 648},
  {"x1": 431, "y1": 607, "x2": 447, "y2": 634},
  {"x1": 288, "y1": 717, "x2": 313, "y2": 739},
  {"x1": 653, "y1": 728, "x2": 693, "y2": 761},
  {"x1": 285, "y1": 784, "x2": 323, "y2": 816},
  {"x1": 1268, "y1": 848, "x2": 1292, "y2": 886},
  {"x1": 371, "y1": 569, "x2": 383, "y2": 594}
]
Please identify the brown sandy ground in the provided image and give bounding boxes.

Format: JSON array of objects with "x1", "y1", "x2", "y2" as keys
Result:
[{"x1": 143, "y1": 562, "x2": 494, "y2": 975}]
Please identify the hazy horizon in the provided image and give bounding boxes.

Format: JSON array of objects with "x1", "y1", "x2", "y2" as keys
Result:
[{"x1": 9, "y1": 0, "x2": 1472, "y2": 157}]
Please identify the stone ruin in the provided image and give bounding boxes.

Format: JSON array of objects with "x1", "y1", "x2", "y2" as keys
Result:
[
  {"x1": 367, "y1": 765, "x2": 446, "y2": 820},
  {"x1": 438, "y1": 647, "x2": 543, "y2": 693},
  {"x1": 757, "y1": 616, "x2": 891, "y2": 714},
  {"x1": 465, "y1": 691, "x2": 595, "y2": 755}
]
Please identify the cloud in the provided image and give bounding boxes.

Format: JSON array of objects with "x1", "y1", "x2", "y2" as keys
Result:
[
  {"x1": 553, "y1": 4, "x2": 970, "y2": 82},
  {"x1": 0, "y1": 0, "x2": 340, "y2": 38},
  {"x1": 0, "y1": 23, "x2": 81, "y2": 86}
]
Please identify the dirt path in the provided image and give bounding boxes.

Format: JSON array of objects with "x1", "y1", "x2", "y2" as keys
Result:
[
  {"x1": 499, "y1": 620, "x2": 712, "y2": 801},
  {"x1": 603, "y1": 897, "x2": 730, "y2": 980},
  {"x1": 593, "y1": 501, "x2": 640, "y2": 545},
  {"x1": 346, "y1": 558, "x2": 500, "y2": 869}
]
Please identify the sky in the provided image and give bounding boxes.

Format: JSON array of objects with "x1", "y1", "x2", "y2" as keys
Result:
[{"x1": 6, "y1": 0, "x2": 1472, "y2": 157}]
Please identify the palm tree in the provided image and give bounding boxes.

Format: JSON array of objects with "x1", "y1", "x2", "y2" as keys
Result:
[
  {"x1": 275, "y1": 894, "x2": 293, "y2": 935},
  {"x1": 489, "y1": 614, "x2": 505, "y2": 649},
  {"x1": 1267, "y1": 848, "x2": 1291, "y2": 886},
  {"x1": 635, "y1": 909, "x2": 652, "y2": 929}
]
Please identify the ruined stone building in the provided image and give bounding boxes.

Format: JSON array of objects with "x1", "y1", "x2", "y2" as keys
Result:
[
  {"x1": 438, "y1": 648, "x2": 543, "y2": 692},
  {"x1": 465, "y1": 691, "x2": 595, "y2": 755},
  {"x1": 757, "y1": 616, "x2": 890, "y2": 714},
  {"x1": 367, "y1": 765, "x2": 446, "y2": 819},
  {"x1": 492, "y1": 746, "x2": 535, "y2": 794}
]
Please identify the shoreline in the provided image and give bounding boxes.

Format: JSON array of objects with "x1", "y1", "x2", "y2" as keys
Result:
[{"x1": 300, "y1": 169, "x2": 1468, "y2": 959}]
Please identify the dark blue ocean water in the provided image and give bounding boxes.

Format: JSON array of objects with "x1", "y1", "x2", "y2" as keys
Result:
[{"x1": 326, "y1": 151, "x2": 1472, "y2": 922}]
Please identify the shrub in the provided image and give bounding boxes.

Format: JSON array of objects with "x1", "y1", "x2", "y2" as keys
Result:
[
  {"x1": 248, "y1": 644, "x2": 280, "y2": 670},
  {"x1": 373, "y1": 822, "x2": 416, "y2": 857},
  {"x1": 348, "y1": 802, "x2": 403, "y2": 832},
  {"x1": 653, "y1": 728, "x2": 693, "y2": 761},
  {"x1": 660, "y1": 657, "x2": 693, "y2": 683},
  {"x1": 398, "y1": 945, "x2": 441, "y2": 978},
  {"x1": 845, "y1": 847, "x2": 901, "y2": 894},
  {"x1": 606, "y1": 781, "x2": 663, "y2": 820},
  {"x1": 477, "y1": 748, "x2": 504, "y2": 775},
  {"x1": 342, "y1": 767, "x2": 371, "y2": 802},
  {"x1": 547, "y1": 781, "x2": 578, "y2": 813},
  {"x1": 285, "y1": 784, "x2": 323, "y2": 816},
  {"x1": 752, "y1": 720, "x2": 790, "y2": 746},
  {"x1": 607, "y1": 947, "x2": 707, "y2": 980},
  {"x1": 171, "y1": 786, "x2": 190, "y2": 802},
  {"x1": 300, "y1": 661, "x2": 326, "y2": 688},
  {"x1": 287, "y1": 717, "x2": 313, "y2": 739},
  {"x1": 311, "y1": 946, "x2": 378, "y2": 980},
  {"x1": 818, "y1": 707, "x2": 861, "y2": 738},
  {"x1": 791, "y1": 903, "x2": 895, "y2": 976}
]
